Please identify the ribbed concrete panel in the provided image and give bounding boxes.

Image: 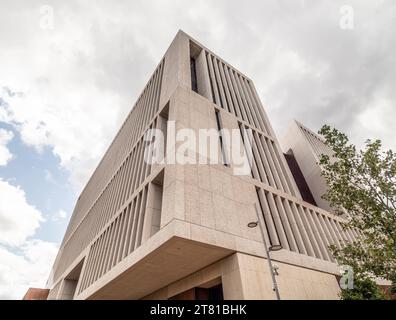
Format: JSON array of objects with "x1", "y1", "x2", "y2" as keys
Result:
[
  {"x1": 255, "y1": 185, "x2": 353, "y2": 262},
  {"x1": 63, "y1": 60, "x2": 164, "y2": 244}
]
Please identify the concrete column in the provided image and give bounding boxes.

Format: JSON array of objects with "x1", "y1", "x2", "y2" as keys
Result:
[{"x1": 195, "y1": 50, "x2": 212, "y2": 101}]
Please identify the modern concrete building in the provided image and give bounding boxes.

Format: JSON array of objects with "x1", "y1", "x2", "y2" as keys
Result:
[
  {"x1": 47, "y1": 31, "x2": 360, "y2": 300},
  {"x1": 281, "y1": 120, "x2": 334, "y2": 213}
]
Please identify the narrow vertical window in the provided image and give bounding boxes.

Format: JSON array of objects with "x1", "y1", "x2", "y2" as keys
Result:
[
  {"x1": 190, "y1": 57, "x2": 198, "y2": 93},
  {"x1": 215, "y1": 110, "x2": 229, "y2": 166},
  {"x1": 206, "y1": 52, "x2": 215, "y2": 103},
  {"x1": 238, "y1": 122, "x2": 254, "y2": 177}
]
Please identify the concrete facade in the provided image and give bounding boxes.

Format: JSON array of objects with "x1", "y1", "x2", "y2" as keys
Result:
[
  {"x1": 47, "y1": 31, "x2": 358, "y2": 300},
  {"x1": 280, "y1": 120, "x2": 334, "y2": 213}
]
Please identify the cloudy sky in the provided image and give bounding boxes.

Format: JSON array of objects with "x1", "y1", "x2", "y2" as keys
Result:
[{"x1": 0, "y1": 0, "x2": 395, "y2": 299}]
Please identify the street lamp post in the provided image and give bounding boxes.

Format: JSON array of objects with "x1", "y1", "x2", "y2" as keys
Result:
[{"x1": 248, "y1": 204, "x2": 282, "y2": 300}]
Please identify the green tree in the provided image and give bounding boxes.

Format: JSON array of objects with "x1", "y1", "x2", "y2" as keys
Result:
[
  {"x1": 318, "y1": 125, "x2": 396, "y2": 299},
  {"x1": 340, "y1": 275, "x2": 388, "y2": 300}
]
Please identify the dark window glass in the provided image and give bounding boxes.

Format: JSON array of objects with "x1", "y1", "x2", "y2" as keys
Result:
[
  {"x1": 190, "y1": 57, "x2": 198, "y2": 93},
  {"x1": 215, "y1": 111, "x2": 229, "y2": 166}
]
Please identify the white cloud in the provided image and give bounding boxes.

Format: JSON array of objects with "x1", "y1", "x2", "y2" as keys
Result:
[
  {"x1": 0, "y1": 240, "x2": 58, "y2": 300},
  {"x1": 0, "y1": 1, "x2": 143, "y2": 192},
  {"x1": 355, "y1": 97, "x2": 396, "y2": 150},
  {"x1": 0, "y1": 179, "x2": 44, "y2": 247},
  {"x1": 51, "y1": 209, "x2": 67, "y2": 221},
  {"x1": 0, "y1": 0, "x2": 394, "y2": 195},
  {"x1": 0, "y1": 81, "x2": 123, "y2": 192},
  {"x1": 0, "y1": 180, "x2": 58, "y2": 299},
  {"x1": 0, "y1": 128, "x2": 14, "y2": 166}
]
